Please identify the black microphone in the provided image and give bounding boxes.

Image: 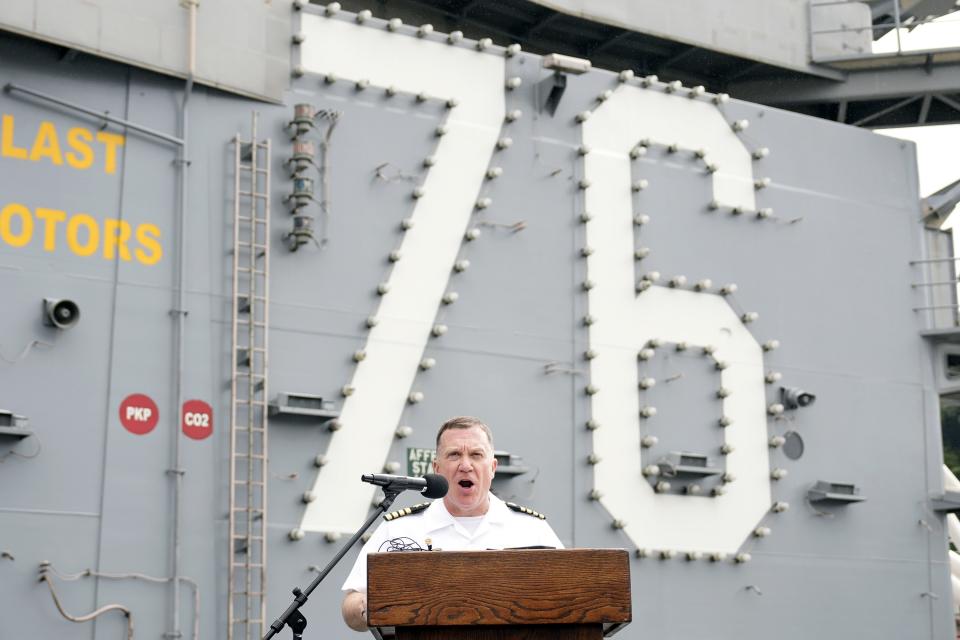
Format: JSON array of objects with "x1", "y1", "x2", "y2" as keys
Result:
[{"x1": 361, "y1": 473, "x2": 448, "y2": 499}]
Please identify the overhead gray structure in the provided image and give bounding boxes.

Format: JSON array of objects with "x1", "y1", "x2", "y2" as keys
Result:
[{"x1": 334, "y1": 0, "x2": 960, "y2": 127}]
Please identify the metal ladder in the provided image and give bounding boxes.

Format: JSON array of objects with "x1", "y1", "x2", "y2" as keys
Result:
[{"x1": 229, "y1": 112, "x2": 271, "y2": 640}]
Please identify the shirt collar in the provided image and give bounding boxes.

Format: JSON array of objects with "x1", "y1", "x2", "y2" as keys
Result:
[{"x1": 422, "y1": 493, "x2": 508, "y2": 533}]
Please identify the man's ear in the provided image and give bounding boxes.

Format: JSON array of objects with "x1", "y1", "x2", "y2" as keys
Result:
[
  {"x1": 491, "y1": 456, "x2": 497, "y2": 474},
  {"x1": 432, "y1": 457, "x2": 439, "y2": 474}
]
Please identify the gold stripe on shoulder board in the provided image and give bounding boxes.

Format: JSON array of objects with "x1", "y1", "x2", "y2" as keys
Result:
[
  {"x1": 506, "y1": 501, "x2": 547, "y2": 520},
  {"x1": 383, "y1": 501, "x2": 431, "y2": 521}
]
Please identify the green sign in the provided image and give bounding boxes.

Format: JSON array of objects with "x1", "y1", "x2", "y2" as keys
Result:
[{"x1": 407, "y1": 447, "x2": 436, "y2": 477}]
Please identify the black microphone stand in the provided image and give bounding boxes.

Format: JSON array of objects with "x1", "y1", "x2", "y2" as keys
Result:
[{"x1": 263, "y1": 486, "x2": 404, "y2": 640}]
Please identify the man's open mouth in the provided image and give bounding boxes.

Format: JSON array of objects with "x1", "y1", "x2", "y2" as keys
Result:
[{"x1": 458, "y1": 480, "x2": 474, "y2": 488}]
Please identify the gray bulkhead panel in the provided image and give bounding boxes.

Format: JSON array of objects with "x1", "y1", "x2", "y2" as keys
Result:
[{"x1": 0, "y1": 6, "x2": 952, "y2": 640}]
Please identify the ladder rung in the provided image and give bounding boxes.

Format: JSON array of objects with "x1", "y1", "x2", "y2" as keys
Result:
[
  {"x1": 231, "y1": 562, "x2": 265, "y2": 568},
  {"x1": 238, "y1": 191, "x2": 268, "y2": 198},
  {"x1": 238, "y1": 165, "x2": 269, "y2": 174},
  {"x1": 235, "y1": 267, "x2": 267, "y2": 274},
  {"x1": 235, "y1": 320, "x2": 268, "y2": 328},
  {"x1": 232, "y1": 534, "x2": 265, "y2": 540},
  {"x1": 237, "y1": 216, "x2": 269, "y2": 222}
]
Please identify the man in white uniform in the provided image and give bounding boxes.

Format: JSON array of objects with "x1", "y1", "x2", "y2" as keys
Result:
[{"x1": 340, "y1": 416, "x2": 563, "y2": 631}]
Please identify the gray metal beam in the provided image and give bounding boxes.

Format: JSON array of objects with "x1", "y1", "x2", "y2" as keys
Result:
[{"x1": 730, "y1": 62, "x2": 960, "y2": 104}]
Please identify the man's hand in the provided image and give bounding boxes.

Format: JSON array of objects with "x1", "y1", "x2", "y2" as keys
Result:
[{"x1": 341, "y1": 590, "x2": 368, "y2": 631}]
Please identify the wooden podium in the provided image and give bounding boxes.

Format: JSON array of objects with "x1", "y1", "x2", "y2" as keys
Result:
[{"x1": 367, "y1": 549, "x2": 631, "y2": 640}]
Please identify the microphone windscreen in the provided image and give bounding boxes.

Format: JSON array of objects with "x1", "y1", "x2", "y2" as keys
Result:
[{"x1": 422, "y1": 474, "x2": 448, "y2": 499}]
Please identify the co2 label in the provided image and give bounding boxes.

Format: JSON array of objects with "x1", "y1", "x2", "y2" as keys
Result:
[{"x1": 182, "y1": 399, "x2": 214, "y2": 441}]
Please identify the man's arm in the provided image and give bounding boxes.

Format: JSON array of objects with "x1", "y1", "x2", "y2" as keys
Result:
[{"x1": 341, "y1": 589, "x2": 368, "y2": 632}]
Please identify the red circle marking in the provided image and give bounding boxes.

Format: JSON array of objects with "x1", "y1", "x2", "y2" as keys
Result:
[
  {"x1": 182, "y1": 399, "x2": 214, "y2": 441},
  {"x1": 119, "y1": 393, "x2": 159, "y2": 435}
]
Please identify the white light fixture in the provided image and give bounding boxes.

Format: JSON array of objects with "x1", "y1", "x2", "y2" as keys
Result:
[{"x1": 541, "y1": 53, "x2": 593, "y2": 76}]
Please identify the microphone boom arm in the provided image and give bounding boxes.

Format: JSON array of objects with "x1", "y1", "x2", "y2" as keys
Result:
[{"x1": 262, "y1": 485, "x2": 405, "y2": 640}]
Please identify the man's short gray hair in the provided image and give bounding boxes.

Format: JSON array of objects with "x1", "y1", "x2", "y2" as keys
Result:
[{"x1": 435, "y1": 416, "x2": 494, "y2": 449}]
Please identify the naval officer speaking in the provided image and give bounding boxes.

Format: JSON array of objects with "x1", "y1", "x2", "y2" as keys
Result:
[{"x1": 341, "y1": 416, "x2": 563, "y2": 631}]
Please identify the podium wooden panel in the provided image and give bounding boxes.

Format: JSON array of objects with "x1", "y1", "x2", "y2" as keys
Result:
[{"x1": 367, "y1": 549, "x2": 631, "y2": 640}]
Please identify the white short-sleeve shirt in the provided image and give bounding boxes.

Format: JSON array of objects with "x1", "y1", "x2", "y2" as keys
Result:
[{"x1": 341, "y1": 494, "x2": 563, "y2": 593}]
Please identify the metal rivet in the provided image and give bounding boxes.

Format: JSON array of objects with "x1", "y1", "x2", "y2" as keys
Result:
[
  {"x1": 632, "y1": 179, "x2": 649, "y2": 192},
  {"x1": 765, "y1": 371, "x2": 782, "y2": 384},
  {"x1": 442, "y1": 291, "x2": 459, "y2": 304},
  {"x1": 497, "y1": 137, "x2": 513, "y2": 150},
  {"x1": 506, "y1": 77, "x2": 522, "y2": 90},
  {"x1": 408, "y1": 391, "x2": 424, "y2": 404},
  {"x1": 486, "y1": 166, "x2": 503, "y2": 179},
  {"x1": 640, "y1": 406, "x2": 657, "y2": 418},
  {"x1": 505, "y1": 109, "x2": 523, "y2": 122},
  {"x1": 719, "y1": 416, "x2": 733, "y2": 427},
  {"x1": 454, "y1": 259, "x2": 470, "y2": 272},
  {"x1": 325, "y1": 2, "x2": 341, "y2": 15},
  {"x1": 641, "y1": 435, "x2": 658, "y2": 448},
  {"x1": 353, "y1": 349, "x2": 367, "y2": 362},
  {"x1": 768, "y1": 403, "x2": 785, "y2": 415},
  {"x1": 655, "y1": 481, "x2": 671, "y2": 493},
  {"x1": 477, "y1": 37, "x2": 493, "y2": 50},
  {"x1": 576, "y1": 111, "x2": 592, "y2": 123},
  {"x1": 396, "y1": 425, "x2": 414, "y2": 438},
  {"x1": 387, "y1": 18, "x2": 402, "y2": 31},
  {"x1": 639, "y1": 377, "x2": 656, "y2": 389},
  {"x1": 417, "y1": 24, "x2": 433, "y2": 37},
  {"x1": 419, "y1": 357, "x2": 436, "y2": 370},
  {"x1": 289, "y1": 528, "x2": 305, "y2": 541},
  {"x1": 475, "y1": 197, "x2": 492, "y2": 209},
  {"x1": 355, "y1": 9, "x2": 372, "y2": 22},
  {"x1": 506, "y1": 43, "x2": 522, "y2": 56},
  {"x1": 619, "y1": 70, "x2": 635, "y2": 82},
  {"x1": 432, "y1": 324, "x2": 448, "y2": 337},
  {"x1": 377, "y1": 282, "x2": 391, "y2": 295},
  {"x1": 447, "y1": 30, "x2": 463, "y2": 44}
]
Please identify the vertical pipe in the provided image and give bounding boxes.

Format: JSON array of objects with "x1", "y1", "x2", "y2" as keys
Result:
[
  {"x1": 893, "y1": 0, "x2": 903, "y2": 54},
  {"x1": 171, "y1": 1, "x2": 197, "y2": 638}
]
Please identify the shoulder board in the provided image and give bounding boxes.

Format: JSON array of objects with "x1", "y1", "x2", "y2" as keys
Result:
[
  {"x1": 383, "y1": 502, "x2": 431, "y2": 521},
  {"x1": 506, "y1": 502, "x2": 547, "y2": 520}
]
